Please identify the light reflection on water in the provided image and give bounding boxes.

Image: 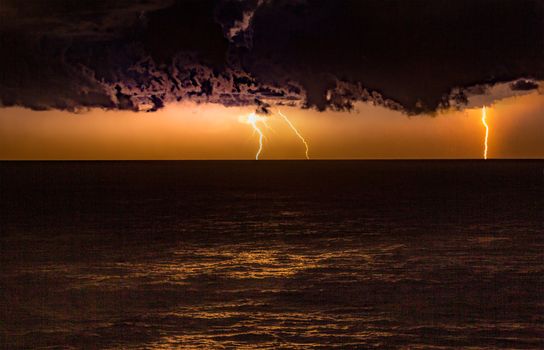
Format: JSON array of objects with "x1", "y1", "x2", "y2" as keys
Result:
[
  {"x1": 3, "y1": 230, "x2": 543, "y2": 349},
  {"x1": 1, "y1": 161, "x2": 543, "y2": 349}
]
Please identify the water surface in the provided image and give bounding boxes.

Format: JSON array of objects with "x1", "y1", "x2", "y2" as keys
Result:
[{"x1": 1, "y1": 161, "x2": 543, "y2": 349}]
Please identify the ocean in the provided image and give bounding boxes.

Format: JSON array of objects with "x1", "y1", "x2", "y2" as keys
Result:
[{"x1": 1, "y1": 161, "x2": 543, "y2": 349}]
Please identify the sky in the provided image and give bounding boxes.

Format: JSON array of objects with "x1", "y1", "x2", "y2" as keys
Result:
[
  {"x1": 0, "y1": 0, "x2": 543, "y2": 159},
  {"x1": 1, "y1": 91, "x2": 542, "y2": 160}
]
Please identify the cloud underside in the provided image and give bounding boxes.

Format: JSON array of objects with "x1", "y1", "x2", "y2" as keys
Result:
[{"x1": 0, "y1": 0, "x2": 543, "y2": 115}]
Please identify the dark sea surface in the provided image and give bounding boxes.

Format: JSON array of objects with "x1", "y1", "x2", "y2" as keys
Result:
[{"x1": 1, "y1": 161, "x2": 543, "y2": 349}]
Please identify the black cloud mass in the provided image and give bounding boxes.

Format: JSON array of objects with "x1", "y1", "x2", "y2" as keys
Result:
[{"x1": 0, "y1": 0, "x2": 543, "y2": 114}]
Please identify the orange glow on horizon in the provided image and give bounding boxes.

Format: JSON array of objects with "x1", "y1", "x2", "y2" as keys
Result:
[{"x1": 0, "y1": 93, "x2": 543, "y2": 160}]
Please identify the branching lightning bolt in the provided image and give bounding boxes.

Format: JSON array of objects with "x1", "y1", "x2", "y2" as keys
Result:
[
  {"x1": 481, "y1": 106, "x2": 489, "y2": 160},
  {"x1": 240, "y1": 110, "x2": 310, "y2": 160},
  {"x1": 247, "y1": 113, "x2": 264, "y2": 160},
  {"x1": 278, "y1": 110, "x2": 310, "y2": 160},
  {"x1": 239, "y1": 113, "x2": 266, "y2": 160}
]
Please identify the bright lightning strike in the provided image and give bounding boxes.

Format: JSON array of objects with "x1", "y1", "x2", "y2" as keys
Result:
[
  {"x1": 481, "y1": 106, "x2": 489, "y2": 160},
  {"x1": 278, "y1": 109, "x2": 310, "y2": 160},
  {"x1": 240, "y1": 113, "x2": 266, "y2": 160},
  {"x1": 240, "y1": 110, "x2": 310, "y2": 160}
]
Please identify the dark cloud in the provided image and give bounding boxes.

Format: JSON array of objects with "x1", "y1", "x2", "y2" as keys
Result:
[
  {"x1": 0, "y1": 0, "x2": 543, "y2": 114},
  {"x1": 511, "y1": 80, "x2": 540, "y2": 91}
]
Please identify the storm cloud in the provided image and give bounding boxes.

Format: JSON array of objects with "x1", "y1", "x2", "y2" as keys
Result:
[{"x1": 0, "y1": 0, "x2": 543, "y2": 114}]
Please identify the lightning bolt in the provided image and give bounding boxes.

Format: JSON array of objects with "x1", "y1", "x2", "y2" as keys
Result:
[
  {"x1": 241, "y1": 113, "x2": 265, "y2": 160},
  {"x1": 277, "y1": 110, "x2": 310, "y2": 160},
  {"x1": 240, "y1": 110, "x2": 310, "y2": 160},
  {"x1": 481, "y1": 106, "x2": 489, "y2": 160}
]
